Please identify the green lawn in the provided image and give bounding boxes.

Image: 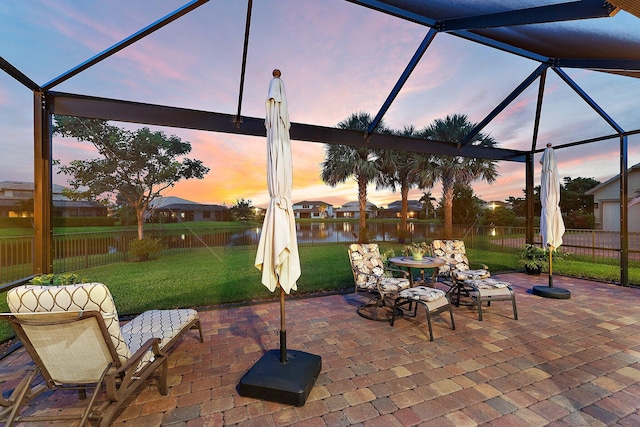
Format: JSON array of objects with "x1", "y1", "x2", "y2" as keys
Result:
[{"x1": 0, "y1": 243, "x2": 636, "y2": 342}]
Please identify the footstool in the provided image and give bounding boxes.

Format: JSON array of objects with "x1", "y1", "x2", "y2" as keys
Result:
[
  {"x1": 462, "y1": 278, "x2": 518, "y2": 321},
  {"x1": 391, "y1": 286, "x2": 455, "y2": 341}
]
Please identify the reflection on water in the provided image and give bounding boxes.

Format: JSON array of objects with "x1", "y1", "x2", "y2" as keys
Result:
[
  {"x1": 294, "y1": 222, "x2": 442, "y2": 244},
  {"x1": 157, "y1": 222, "x2": 446, "y2": 250}
]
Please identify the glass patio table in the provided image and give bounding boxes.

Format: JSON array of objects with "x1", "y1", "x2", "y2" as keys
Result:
[{"x1": 388, "y1": 256, "x2": 445, "y2": 287}]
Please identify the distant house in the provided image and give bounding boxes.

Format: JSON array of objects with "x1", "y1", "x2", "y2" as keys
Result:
[
  {"x1": 292, "y1": 200, "x2": 334, "y2": 219},
  {"x1": 334, "y1": 201, "x2": 377, "y2": 219},
  {"x1": 585, "y1": 163, "x2": 640, "y2": 232},
  {"x1": 381, "y1": 200, "x2": 424, "y2": 219},
  {"x1": 0, "y1": 181, "x2": 107, "y2": 218},
  {"x1": 149, "y1": 196, "x2": 230, "y2": 222}
]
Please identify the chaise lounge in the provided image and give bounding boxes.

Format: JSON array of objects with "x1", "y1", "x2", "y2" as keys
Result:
[{"x1": 1, "y1": 282, "x2": 203, "y2": 426}]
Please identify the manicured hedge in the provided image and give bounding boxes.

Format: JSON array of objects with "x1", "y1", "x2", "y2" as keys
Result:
[
  {"x1": 0, "y1": 217, "x2": 32, "y2": 228},
  {"x1": 0, "y1": 217, "x2": 115, "y2": 228},
  {"x1": 53, "y1": 217, "x2": 115, "y2": 227}
]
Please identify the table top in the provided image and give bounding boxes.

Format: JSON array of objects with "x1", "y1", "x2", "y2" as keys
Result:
[{"x1": 388, "y1": 256, "x2": 445, "y2": 269}]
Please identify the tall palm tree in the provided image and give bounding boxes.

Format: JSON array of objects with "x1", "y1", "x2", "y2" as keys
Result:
[
  {"x1": 377, "y1": 125, "x2": 434, "y2": 242},
  {"x1": 415, "y1": 114, "x2": 498, "y2": 239},
  {"x1": 321, "y1": 112, "x2": 385, "y2": 243}
]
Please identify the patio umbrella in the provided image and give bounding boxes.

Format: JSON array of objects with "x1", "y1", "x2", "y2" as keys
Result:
[
  {"x1": 239, "y1": 70, "x2": 321, "y2": 406},
  {"x1": 254, "y1": 69, "x2": 300, "y2": 297},
  {"x1": 534, "y1": 143, "x2": 570, "y2": 299}
]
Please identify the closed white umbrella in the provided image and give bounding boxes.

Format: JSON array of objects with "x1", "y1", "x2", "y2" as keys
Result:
[
  {"x1": 540, "y1": 143, "x2": 565, "y2": 251},
  {"x1": 255, "y1": 69, "x2": 300, "y2": 295},
  {"x1": 535, "y1": 143, "x2": 570, "y2": 298},
  {"x1": 240, "y1": 70, "x2": 321, "y2": 407}
]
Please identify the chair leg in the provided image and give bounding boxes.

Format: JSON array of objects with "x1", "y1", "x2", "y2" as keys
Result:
[
  {"x1": 390, "y1": 299, "x2": 400, "y2": 326},
  {"x1": 477, "y1": 293, "x2": 484, "y2": 321},
  {"x1": 424, "y1": 305, "x2": 434, "y2": 341},
  {"x1": 511, "y1": 290, "x2": 518, "y2": 320},
  {"x1": 4, "y1": 368, "x2": 40, "y2": 427},
  {"x1": 448, "y1": 302, "x2": 455, "y2": 331}
]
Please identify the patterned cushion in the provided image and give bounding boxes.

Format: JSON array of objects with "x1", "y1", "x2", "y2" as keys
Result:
[
  {"x1": 7, "y1": 283, "x2": 132, "y2": 364},
  {"x1": 400, "y1": 286, "x2": 446, "y2": 302},
  {"x1": 431, "y1": 240, "x2": 471, "y2": 277},
  {"x1": 121, "y1": 309, "x2": 198, "y2": 366},
  {"x1": 464, "y1": 278, "x2": 511, "y2": 289},
  {"x1": 453, "y1": 269, "x2": 490, "y2": 281},
  {"x1": 379, "y1": 277, "x2": 411, "y2": 293},
  {"x1": 348, "y1": 243, "x2": 386, "y2": 290}
]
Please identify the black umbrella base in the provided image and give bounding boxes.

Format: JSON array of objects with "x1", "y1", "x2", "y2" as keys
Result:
[
  {"x1": 237, "y1": 349, "x2": 322, "y2": 407},
  {"x1": 532, "y1": 285, "x2": 571, "y2": 299}
]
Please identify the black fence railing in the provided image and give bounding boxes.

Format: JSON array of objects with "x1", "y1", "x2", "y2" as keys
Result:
[{"x1": 1, "y1": 223, "x2": 638, "y2": 286}]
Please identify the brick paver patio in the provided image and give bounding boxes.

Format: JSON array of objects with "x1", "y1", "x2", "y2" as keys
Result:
[{"x1": 2, "y1": 273, "x2": 639, "y2": 426}]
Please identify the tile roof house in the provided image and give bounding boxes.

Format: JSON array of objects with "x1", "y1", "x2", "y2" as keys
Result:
[
  {"x1": 381, "y1": 200, "x2": 424, "y2": 219},
  {"x1": 149, "y1": 196, "x2": 230, "y2": 222},
  {"x1": 291, "y1": 201, "x2": 334, "y2": 219},
  {"x1": 0, "y1": 181, "x2": 107, "y2": 218},
  {"x1": 334, "y1": 201, "x2": 377, "y2": 219},
  {"x1": 585, "y1": 163, "x2": 640, "y2": 232}
]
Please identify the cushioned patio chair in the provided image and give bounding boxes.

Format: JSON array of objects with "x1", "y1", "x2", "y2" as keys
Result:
[
  {"x1": 390, "y1": 286, "x2": 455, "y2": 341},
  {"x1": 1, "y1": 283, "x2": 203, "y2": 426},
  {"x1": 431, "y1": 239, "x2": 491, "y2": 306},
  {"x1": 348, "y1": 243, "x2": 411, "y2": 322},
  {"x1": 431, "y1": 240, "x2": 518, "y2": 320}
]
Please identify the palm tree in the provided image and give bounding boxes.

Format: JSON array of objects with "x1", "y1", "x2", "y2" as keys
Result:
[
  {"x1": 321, "y1": 112, "x2": 386, "y2": 243},
  {"x1": 419, "y1": 191, "x2": 436, "y2": 219},
  {"x1": 377, "y1": 125, "x2": 434, "y2": 242},
  {"x1": 416, "y1": 114, "x2": 498, "y2": 239}
]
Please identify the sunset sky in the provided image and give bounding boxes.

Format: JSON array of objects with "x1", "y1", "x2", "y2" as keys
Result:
[{"x1": 2, "y1": 0, "x2": 640, "y2": 209}]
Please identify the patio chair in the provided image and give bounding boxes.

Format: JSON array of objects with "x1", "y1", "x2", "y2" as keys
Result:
[
  {"x1": 431, "y1": 239, "x2": 491, "y2": 306},
  {"x1": 390, "y1": 286, "x2": 455, "y2": 341},
  {"x1": 348, "y1": 243, "x2": 411, "y2": 322},
  {"x1": 431, "y1": 240, "x2": 517, "y2": 320},
  {"x1": 1, "y1": 282, "x2": 203, "y2": 426}
]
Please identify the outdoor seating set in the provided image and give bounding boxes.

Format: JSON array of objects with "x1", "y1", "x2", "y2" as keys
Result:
[
  {"x1": 348, "y1": 239, "x2": 518, "y2": 341},
  {"x1": 0, "y1": 282, "x2": 203, "y2": 426}
]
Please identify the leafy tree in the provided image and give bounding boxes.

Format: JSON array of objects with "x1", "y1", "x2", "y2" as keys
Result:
[
  {"x1": 506, "y1": 195, "x2": 527, "y2": 217},
  {"x1": 230, "y1": 198, "x2": 255, "y2": 221},
  {"x1": 449, "y1": 182, "x2": 484, "y2": 225},
  {"x1": 321, "y1": 112, "x2": 388, "y2": 243},
  {"x1": 53, "y1": 116, "x2": 209, "y2": 239},
  {"x1": 561, "y1": 177, "x2": 599, "y2": 213},
  {"x1": 482, "y1": 206, "x2": 519, "y2": 226},
  {"x1": 416, "y1": 114, "x2": 498, "y2": 239}
]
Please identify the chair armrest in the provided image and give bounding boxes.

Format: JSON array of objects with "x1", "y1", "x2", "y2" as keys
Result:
[
  {"x1": 384, "y1": 266, "x2": 410, "y2": 278},
  {"x1": 469, "y1": 262, "x2": 489, "y2": 271}
]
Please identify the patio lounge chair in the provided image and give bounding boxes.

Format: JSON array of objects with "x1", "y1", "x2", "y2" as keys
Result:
[
  {"x1": 431, "y1": 240, "x2": 517, "y2": 321},
  {"x1": 348, "y1": 243, "x2": 411, "y2": 322},
  {"x1": 1, "y1": 282, "x2": 203, "y2": 426},
  {"x1": 431, "y1": 239, "x2": 491, "y2": 306}
]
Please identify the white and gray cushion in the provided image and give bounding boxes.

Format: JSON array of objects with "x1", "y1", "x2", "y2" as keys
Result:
[{"x1": 7, "y1": 283, "x2": 201, "y2": 369}]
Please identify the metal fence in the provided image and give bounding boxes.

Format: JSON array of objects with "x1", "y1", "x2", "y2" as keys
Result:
[{"x1": 1, "y1": 223, "x2": 638, "y2": 286}]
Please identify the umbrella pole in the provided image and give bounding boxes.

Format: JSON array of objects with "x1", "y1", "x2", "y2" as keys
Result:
[
  {"x1": 280, "y1": 286, "x2": 287, "y2": 364},
  {"x1": 548, "y1": 245, "x2": 554, "y2": 288}
]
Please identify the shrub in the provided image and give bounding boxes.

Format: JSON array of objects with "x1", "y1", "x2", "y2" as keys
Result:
[
  {"x1": 29, "y1": 273, "x2": 85, "y2": 285},
  {"x1": 129, "y1": 238, "x2": 164, "y2": 261}
]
